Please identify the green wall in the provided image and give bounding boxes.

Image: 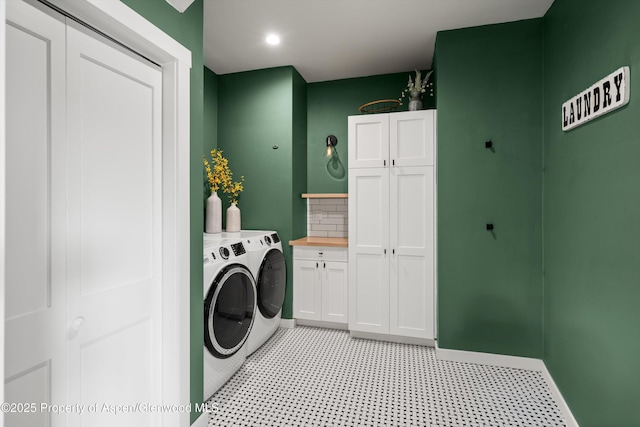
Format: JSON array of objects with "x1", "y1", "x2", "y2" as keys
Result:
[
  {"x1": 204, "y1": 66, "x2": 219, "y2": 153},
  {"x1": 218, "y1": 66, "x2": 307, "y2": 319},
  {"x1": 291, "y1": 68, "x2": 308, "y2": 317},
  {"x1": 307, "y1": 72, "x2": 435, "y2": 192},
  {"x1": 543, "y1": 1, "x2": 640, "y2": 425},
  {"x1": 203, "y1": 67, "x2": 219, "y2": 212},
  {"x1": 435, "y1": 20, "x2": 544, "y2": 357},
  {"x1": 117, "y1": 1, "x2": 204, "y2": 422}
]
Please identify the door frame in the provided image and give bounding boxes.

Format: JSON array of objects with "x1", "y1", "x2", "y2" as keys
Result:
[
  {"x1": 0, "y1": 0, "x2": 6, "y2": 425},
  {"x1": 0, "y1": 1, "x2": 192, "y2": 426}
]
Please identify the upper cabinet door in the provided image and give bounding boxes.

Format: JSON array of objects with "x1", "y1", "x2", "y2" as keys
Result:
[
  {"x1": 390, "y1": 110, "x2": 436, "y2": 167},
  {"x1": 348, "y1": 114, "x2": 390, "y2": 168}
]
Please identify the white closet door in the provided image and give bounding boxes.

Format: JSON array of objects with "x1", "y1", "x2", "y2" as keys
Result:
[
  {"x1": 65, "y1": 22, "x2": 163, "y2": 427},
  {"x1": 389, "y1": 166, "x2": 435, "y2": 339},
  {"x1": 348, "y1": 168, "x2": 390, "y2": 334},
  {"x1": 5, "y1": 2, "x2": 67, "y2": 426}
]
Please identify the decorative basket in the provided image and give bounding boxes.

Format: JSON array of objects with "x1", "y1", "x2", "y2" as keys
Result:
[{"x1": 358, "y1": 99, "x2": 401, "y2": 114}]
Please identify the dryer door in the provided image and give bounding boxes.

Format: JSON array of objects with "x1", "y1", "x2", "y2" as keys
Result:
[
  {"x1": 256, "y1": 249, "x2": 286, "y2": 319},
  {"x1": 205, "y1": 264, "x2": 256, "y2": 358}
]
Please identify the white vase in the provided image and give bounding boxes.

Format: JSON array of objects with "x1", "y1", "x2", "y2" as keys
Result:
[
  {"x1": 226, "y1": 203, "x2": 241, "y2": 232},
  {"x1": 205, "y1": 192, "x2": 222, "y2": 233},
  {"x1": 408, "y1": 90, "x2": 423, "y2": 111}
]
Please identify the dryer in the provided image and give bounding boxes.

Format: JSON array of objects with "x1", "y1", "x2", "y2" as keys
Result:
[
  {"x1": 245, "y1": 231, "x2": 286, "y2": 356},
  {"x1": 203, "y1": 239, "x2": 255, "y2": 401}
]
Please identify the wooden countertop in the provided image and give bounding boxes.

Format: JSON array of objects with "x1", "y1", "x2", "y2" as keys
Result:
[
  {"x1": 289, "y1": 237, "x2": 348, "y2": 248},
  {"x1": 301, "y1": 193, "x2": 348, "y2": 199}
]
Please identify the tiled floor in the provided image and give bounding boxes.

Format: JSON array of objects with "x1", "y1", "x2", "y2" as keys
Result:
[{"x1": 208, "y1": 326, "x2": 566, "y2": 427}]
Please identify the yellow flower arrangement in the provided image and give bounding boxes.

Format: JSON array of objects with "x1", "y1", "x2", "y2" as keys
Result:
[
  {"x1": 202, "y1": 149, "x2": 245, "y2": 205},
  {"x1": 227, "y1": 178, "x2": 244, "y2": 205}
]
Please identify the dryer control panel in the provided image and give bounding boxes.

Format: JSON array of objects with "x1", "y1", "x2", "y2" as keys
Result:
[
  {"x1": 219, "y1": 246, "x2": 230, "y2": 260},
  {"x1": 231, "y1": 242, "x2": 246, "y2": 256}
]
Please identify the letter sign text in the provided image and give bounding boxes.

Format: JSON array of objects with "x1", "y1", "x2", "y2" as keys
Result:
[{"x1": 562, "y1": 66, "x2": 630, "y2": 131}]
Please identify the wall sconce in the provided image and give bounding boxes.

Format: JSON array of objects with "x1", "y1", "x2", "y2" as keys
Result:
[{"x1": 326, "y1": 135, "x2": 338, "y2": 157}]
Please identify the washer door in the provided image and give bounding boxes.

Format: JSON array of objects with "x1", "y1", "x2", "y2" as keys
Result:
[
  {"x1": 204, "y1": 264, "x2": 256, "y2": 359},
  {"x1": 256, "y1": 249, "x2": 286, "y2": 319}
]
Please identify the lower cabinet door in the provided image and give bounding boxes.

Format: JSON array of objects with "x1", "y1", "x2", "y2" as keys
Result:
[
  {"x1": 389, "y1": 165, "x2": 435, "y2": 339},
  {"x1": 321, "y1": 261, "x2": 348, "y2": 323},
  {"x1": 293, "y1": 259, "x2": 321, "y2": 321}
]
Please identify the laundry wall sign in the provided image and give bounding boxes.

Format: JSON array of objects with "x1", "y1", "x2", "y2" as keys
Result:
[{"x1": 562, "y1": 66, "x2": 630, "y2": 131}]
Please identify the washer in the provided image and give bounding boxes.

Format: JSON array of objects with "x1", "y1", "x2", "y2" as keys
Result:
[
  {"x1": 245, "y1": 231, "x2": 286, "y2": 355},
  {"x1": 203, "y1": 239, "x2": 255, "y2": 401}
]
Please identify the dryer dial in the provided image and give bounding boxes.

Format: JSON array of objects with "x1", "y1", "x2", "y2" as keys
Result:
[
  {"x1": 219, "y1": 246, "x2": 230, "y2": 260},
  {"x1": 265, "y1": 235, "x2": 272, "y2": 246}
]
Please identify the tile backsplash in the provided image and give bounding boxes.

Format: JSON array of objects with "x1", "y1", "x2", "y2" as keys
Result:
[{"x1": 307, "y1": 198, "x2": 348, "y2": 238}]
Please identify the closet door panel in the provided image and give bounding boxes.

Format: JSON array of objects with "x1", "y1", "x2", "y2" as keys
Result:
[
  {"x1": 5, "y1": 2, "x2": 67, "y2": 425},
  {"x1": 65, "y1": 22, "x2": 163, "y2": 427}
]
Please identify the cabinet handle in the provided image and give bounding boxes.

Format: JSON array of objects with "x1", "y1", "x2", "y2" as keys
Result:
[
  {"x1": 392, "y1": 249, "x2": 395, "y2": 255},
  {"x1": 323, "y1": 262, "x2": 326, "y2": 269},
  {"x1": 383, "y1": 159, "x2": 386, "y2": 167},
  {"x1": 384, "y1": 249, "x2": 387, "y2": 255},
  {"x1": 316, "y1": 262, "x2": 318, "y2": 268},
  {"x1": 392, "y1": 159, "x2": 395, "y2": 166}
]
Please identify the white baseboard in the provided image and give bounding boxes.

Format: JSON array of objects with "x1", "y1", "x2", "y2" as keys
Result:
[
  {"x1": 435, "y1": 343, "x2": 579, "y2": 426},
  {"x1": 350, "y1": 330, "x2": 435, "y2": 347},
  {"x1": 191, "y1": 411, "x2": 209, "y2": 427},
  {"x1": 295, "y1": 319, "x2": 348, "y2": 330},
  {"x1": 279, "y1": 318, "x2": 296, "y2": 329},
  {"x1": 435, "y1": 343, "x2": 545, "y2": 371}
]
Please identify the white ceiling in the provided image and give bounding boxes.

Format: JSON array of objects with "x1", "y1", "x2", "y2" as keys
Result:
[{"x1": 203, "y1": 0, "x2": 554, "y2": 83}]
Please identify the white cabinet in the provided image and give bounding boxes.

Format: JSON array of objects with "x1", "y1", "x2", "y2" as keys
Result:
[
  {"x1": 293, "y1": 247, "x2": 348, "y2": 325},
  {"x1": 348, "y1": 110, "x2": 435, "y2": 168},
  {"x1": 348, "y1": 110, "x2": 436, "y2": 340}
]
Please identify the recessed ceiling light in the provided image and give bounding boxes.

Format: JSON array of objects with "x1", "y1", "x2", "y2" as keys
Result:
[{"x1": 266, "y1": 34, "x2": 280, "y2": 46}]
